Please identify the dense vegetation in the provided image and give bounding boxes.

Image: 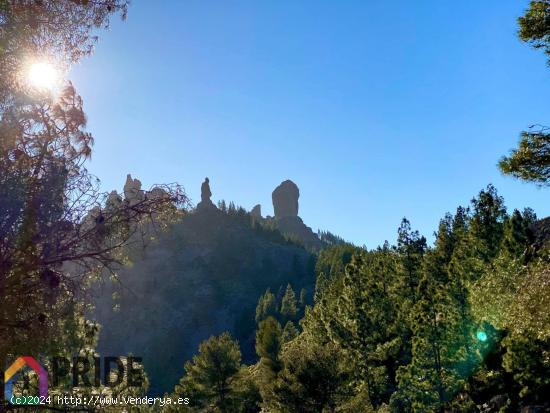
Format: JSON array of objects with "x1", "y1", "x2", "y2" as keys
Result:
[{"x1": 166, "y1": 185, "x2": 549, "y2": 412}]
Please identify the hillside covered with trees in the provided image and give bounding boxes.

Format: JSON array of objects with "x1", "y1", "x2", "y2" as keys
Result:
[
  {"x1": 1, "y1": 1, "x2": 550, "y2": 412},
  {"x1": 162, "y1": 184, "x2": 549, "y2": 412},
  {"x1": 93, "y1": 192, "x2": 317, "y2": 395}
]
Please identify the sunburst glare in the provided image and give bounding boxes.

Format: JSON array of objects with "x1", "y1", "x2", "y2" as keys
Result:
[{"x1": 26, "y1": 61, "x2": 59, "y2": 91}]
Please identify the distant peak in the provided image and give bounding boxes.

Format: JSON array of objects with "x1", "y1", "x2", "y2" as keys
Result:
[{"x1": 272, "y1": 180, "x2": 299, "y2": 219}]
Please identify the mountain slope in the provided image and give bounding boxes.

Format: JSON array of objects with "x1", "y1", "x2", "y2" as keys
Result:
[{"x1": 92, "y1": 205, "x2": 316, "y2": 395}]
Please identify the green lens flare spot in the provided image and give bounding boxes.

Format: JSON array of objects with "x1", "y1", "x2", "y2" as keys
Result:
[{"x1": 476, "y1": 331, "x2": 488, "y2": 342}]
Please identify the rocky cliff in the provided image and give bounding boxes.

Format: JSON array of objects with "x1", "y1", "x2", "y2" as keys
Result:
[{"x1": 251, "y1": 179, "x2": 323, "y2": 251}]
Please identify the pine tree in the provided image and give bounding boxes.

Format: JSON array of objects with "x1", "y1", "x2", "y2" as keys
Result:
[
  {"x1": 269, "y1": 337, "x2": 352, "y2": 412},
  {"x1": 256, "y1": 316, "x2": 283, "y2": 371},
  {"x1": 322, "y1": 252, "x2": 402, "y2": 407},
  {"x1": 518, "y1": 0, "x2": 550, "y2": 61},
  {"x1": 502, "y1": 208, "x2": 536, "y2": 258},
  {"x1": 218, "y1": 199, "x2": 228, "y2": 213},
  {"x1": 397, "y1": 218, "x2": 427, "y2": 307},
  {"x1": 175, "y1": 332, "x2": 242, "y2": 412},
  {"x1": 469, "y1": 185, "x2": 507, "y2": 263},
  {"x1": 281, "y1": 321, "x2": 299, "y2": 344},
  {"x1": 280, "y1": 284, "x2": 298, "y2": 321},
  {"x1": 499, "y1": 1, "x2": 550, "y2": 186},
  {"x1": 255, "y1": 289, "x2": 277, "y2": 324},
  {"x1": 314, "y1": 271, "x2": 330, "y2": 301},
  {"x1": 255, "y1": 316, "x2": 283, "y2": 406},
  {"x1": 392, "y1": 251, "x2": 467, "y2": 413},
  {"x1": 500, "y1": 129, "x2": 550, "y2": 186}
]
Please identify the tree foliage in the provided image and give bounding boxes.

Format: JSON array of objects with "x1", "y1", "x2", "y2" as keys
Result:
[
  {"x1": 280, "y1": 284, "x2": 298, "y2": 321},
  {"x1": 500, "y1": 1, "x2": 550, "y2": 185},
  {"x1": 170, "y1": 332, "x2": 251, "y2": 413},
  {"x1": 499, "y1": 128, "x2": 550, "y2": 186},
  {"x1": 518, "y1": 0, "x2": 550, "y2": 63},
  {"x1": 0, "y1": 0, "x2": 188, "y2": 390}
]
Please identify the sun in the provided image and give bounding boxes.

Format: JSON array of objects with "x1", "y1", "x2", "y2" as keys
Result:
[{"x1": 26, "y1": 61, "x2": 59, "y2": 91}]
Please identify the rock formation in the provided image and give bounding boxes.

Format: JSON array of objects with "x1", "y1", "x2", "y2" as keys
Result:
[
  {"x1": 197, "y1": 177, "x2": 217, "y2": 211},
  {"x1": 269, "y1": 180, "x2": 322, "y2": 250},
  {"x1": 272, "y1": 180, "x2": 299, "y2": 218},
  {"x1": 251, "y1": 204, "x2": 262, "y2": 219},
  {"x1": 106, "y1": 190, "x2": 122, "y2": 210},
  {"x1": 201, "y1": 177, "x2": 212, "y2": 203},
  {"x1": 124, "y1": 174, "x2": 145, "y2": 205},
  {"x1": 149, "y1": 186, "x2": 170, "y2": 201}
]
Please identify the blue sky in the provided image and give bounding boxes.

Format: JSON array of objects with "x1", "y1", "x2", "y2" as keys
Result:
[{"x1": 70, "y1": 0, "x2": 550, "y2": 248}]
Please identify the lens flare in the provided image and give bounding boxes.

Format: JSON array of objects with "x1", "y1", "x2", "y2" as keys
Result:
[{"x1": 476, "y1": 331, "x2": 488, "y2": 342}]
